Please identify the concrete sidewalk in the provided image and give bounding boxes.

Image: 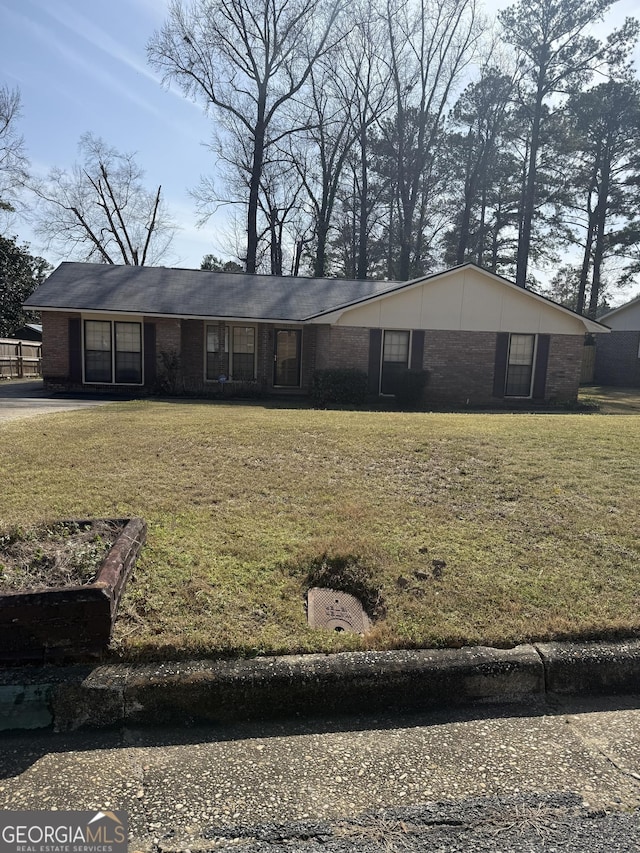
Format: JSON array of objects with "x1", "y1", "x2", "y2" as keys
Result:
[{"x1": 2, "y1": 640, "x2": 640, "y2": 733}]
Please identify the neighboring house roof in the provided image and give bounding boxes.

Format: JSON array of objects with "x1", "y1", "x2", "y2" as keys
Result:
[
  {"x1": 9, "y1": 323, "x2": 42, "y2": 341},
  {"x1": 598, "y1": 295, "x2": 640, "y2": 331},
  {"x1": 24, "y1": 261, "x2": 608, "y2": 333}
]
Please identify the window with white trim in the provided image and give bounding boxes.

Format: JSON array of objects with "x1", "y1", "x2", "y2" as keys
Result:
[
  {"x1": 232, "y1": 326, "x2": 256, "y2": 380},
  {"x1": 206, "y1": 324, "x2": 256, "y2": 381},
  {"x1": 505, "y1": 333, "x2": 535, "y2": 397},
  {"x1": 84, "y1": 320, "x2": 142, "y2": 384},
  {"x1": 380, "y1": 329, "x2": 410, "y2": 395},
  {"x1": 206, "y1": 325, "x2": 229, "y2": 380}
]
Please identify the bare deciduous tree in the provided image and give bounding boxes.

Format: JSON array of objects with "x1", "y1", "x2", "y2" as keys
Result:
[
  {"x1": 32, "y1": 134, "x2": 176, "y2": 265},
  {"x1": 384, "y1": 0, "x2": 484, "y2": 280},
  {"x1": 148, "y1": 0, "x2": 344, "y2": 274},
  {"x1": 0, "y1": 85, "x2": 29, "y2": 217}
]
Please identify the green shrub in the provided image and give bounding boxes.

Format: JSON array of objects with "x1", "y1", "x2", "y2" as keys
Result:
[
  {"x1": 156, "y1": 350, "x2": 182, "y2": 395},
  {"x1": 394, "y1": 368, "x2": 430, "y2": 410},
  {"x1": 311, "y1": 368, "x2": 368, "y2": 407}
]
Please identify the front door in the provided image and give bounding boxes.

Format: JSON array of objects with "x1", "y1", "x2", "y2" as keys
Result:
[{"x1": 274, "y1": 329, "x2": 301, "y2": 387}]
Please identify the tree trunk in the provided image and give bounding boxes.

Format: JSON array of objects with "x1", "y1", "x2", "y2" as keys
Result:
[
  {"x1": 357, "y1": 126, "x2": 369, "y2": 280},
  {"x1": 246, "y1": 99, "x2": 267, "y2": 274},
  {"x1": 516, "y1": 89, "x2": 543, "y2": 288},
  {"x1": 476, "y1": 184, "x2": 487, "y2": 267},
  {"x1": 588, "y1": 150, "x2": 612, "y2": 319},
  {"x1": 577, "y1": 212, "x2": 596, "y2": 315},
  {"x1": 313, "y1": 217, "x2": 329, "y2": 278}
]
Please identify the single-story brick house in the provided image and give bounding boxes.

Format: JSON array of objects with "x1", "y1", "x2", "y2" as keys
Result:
[
  {"x1": 594, "y1": 295, "x2": 640, "y2": 388},
  {"x1": 24, "y1": 261, "x2": 608, "y2": 404}
]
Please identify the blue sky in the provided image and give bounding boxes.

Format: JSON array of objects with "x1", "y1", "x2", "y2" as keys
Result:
[
  {"x1": 1, "y1": 0, "x2": 218, "y2": 268},
  {"x1": 1, "y1": 0, "x2": 639, "y2": 274}
]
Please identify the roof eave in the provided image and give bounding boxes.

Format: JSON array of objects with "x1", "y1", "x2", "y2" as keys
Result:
[{"x1": 27, "y1": 305, "x2": 305, "y2": 324}]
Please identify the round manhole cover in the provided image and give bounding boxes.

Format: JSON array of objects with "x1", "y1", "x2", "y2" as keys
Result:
[{"x1": 307, "y1": 587, "x2": 370, "y2": 634}]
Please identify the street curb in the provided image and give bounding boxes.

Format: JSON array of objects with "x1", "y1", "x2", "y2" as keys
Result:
[
  {"x1": 1, "y1": 640, "x2": 639, "y2": 732},
  {"x1": 536, "y1": 640, "x2": 640, "y2": 695}
]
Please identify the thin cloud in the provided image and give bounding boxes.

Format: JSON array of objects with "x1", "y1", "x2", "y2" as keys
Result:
[
  {"x1": 34, "y1": 0, "x2": 161, "y2": 85},
  {"x1": 4, "y1": 6, "x2": 162, "y2": 119},
  {"x1": 32, "y1": 0, "x2": 204, "y2": 112}
]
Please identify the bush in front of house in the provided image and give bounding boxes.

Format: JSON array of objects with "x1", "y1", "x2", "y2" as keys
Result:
[
  {"x1": 311, "y1": 368, "x2": 368, "y2": 407},
  {"x1": 394, "y1": 368, "x2": 430, "y2": 410},
  {"x1": 156, "y1": 349, "x2": 182, "y2": 395}
]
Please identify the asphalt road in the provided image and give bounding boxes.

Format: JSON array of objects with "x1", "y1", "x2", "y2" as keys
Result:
[
  {"x1": 1, "y1": 695, "x2": 639, "y2": 851},
  {"x1": 0, "y1": 379, "x2": 113, "y2": 422}
]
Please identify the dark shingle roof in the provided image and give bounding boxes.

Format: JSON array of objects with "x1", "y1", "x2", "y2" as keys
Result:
[{"x1": 25, "y1": 263, "x2": 402, "y2": 321}]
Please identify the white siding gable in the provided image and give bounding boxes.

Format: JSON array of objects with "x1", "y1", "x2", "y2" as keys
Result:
[
  {"x1": 600, "y1": 297, "x2": 640, "y2": 331},
  {"x1": 325, "y1": 267, "x2": 600, "y2": 335}
]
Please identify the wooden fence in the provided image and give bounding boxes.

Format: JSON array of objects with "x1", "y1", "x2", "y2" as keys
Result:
[
  {"x1": 0, "y1": 338, "x2": 42, "y2": 378},
  {"x1": 581, "y1": 342, "x2": 596, "y2": 384}
]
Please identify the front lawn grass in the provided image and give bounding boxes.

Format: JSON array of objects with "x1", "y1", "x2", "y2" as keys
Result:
[{"x1": 1, "y1": 401, "x2": 639, "y2": 660}]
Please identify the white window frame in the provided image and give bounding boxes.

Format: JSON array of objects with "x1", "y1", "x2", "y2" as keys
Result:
[
  {"x1": 379, "y1": 329, "x2": 412, "y2": 396},
  {"x1": 205, "y1": 323, "x2": 257, "y2": 382},
  {"x1": 205, "y1": 324, "x2": 229, "y2": 382},
  {"x1": 82, "y1": 316, "x2": 144, "y2": 386},
  {"x1": 504, "y1": 333, "x2": 537, "y2": 399}
]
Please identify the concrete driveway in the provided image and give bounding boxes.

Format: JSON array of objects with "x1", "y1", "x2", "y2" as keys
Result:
[{"x1": 0, "y1": 379, "x2": 114, "y2": 423}]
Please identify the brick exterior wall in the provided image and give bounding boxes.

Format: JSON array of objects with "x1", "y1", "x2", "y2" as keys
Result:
[
  {"x1": 41, "y1": 311, "x2": 75, "y2": 381},
  {"x1": 154, "y1": 318, "x2": 181, "y2": 361},
  {"x1": 317, "y1": 327, "x2": 583, "y2": 403},
  {"x1": 180, "y1": 319, "x2": 206, "y2": 392},
  {"x1": 314, "y1": 325, "x2": 370, "y2": 371},
  {"x1": 421, "y1": 330, "x2": 497, "y2": 403},
  {"x1": 40, "y1": 311, "x2": 585, "y2": 402},
  {"x1": 546, "y1": 335, "x2": 583, "y2": 401},
  {"x1": 594, "y1": 331, "x2": 640, "y2": 387}
]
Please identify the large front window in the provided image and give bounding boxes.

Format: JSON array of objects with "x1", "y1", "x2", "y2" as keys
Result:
[
  {"x1": 206, "y1": 325, "x2": 256, "y2": 381},
  {"x1": 505, "y1": 333, "x2": 535, "y2": 397},
  {"x1": 84, "y1": 320, "x2": 142, "y2": 384}
]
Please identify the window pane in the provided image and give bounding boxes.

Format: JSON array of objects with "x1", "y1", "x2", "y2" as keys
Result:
[
  {"x1": 85, "y1": 351, "x2": 112, "y2": 383},
  {"x1": 85, "y1": 321, "x2": 112, "y2": 383},
  {"x1": 206, "y1": 325, "x2": 228, "y2": 354},
  {"x1": 233, "y1": 327, "x2": 255, "y2": 354},
  {"x1": 381, "y1": 330, "x2": 410, "y2": 394},
  {"x1": 505, "y1": 334, "x2": 534, "y2": 396},
  {"x1": 508, "y1": 334, "x2": 534, "y2": 366},
  {"x1": 233, "y1": 353, "x2": 255, "y2": 381},
  {"x1": 383, "y1": 331, "x2": 410, "y2": 363},
  {"x1": 115, "y1": 322, "x2": 141, "y2": 353},
  {"x1": 232, "y1": 327, "x2": 255, "y2": 380},
  {"x1": 206, "y1": 325, "x2": 230, "y2": 380},
  {"x1": 115, "y1": 323, "x2": 142, "y2": 383},
  {"x1": 115, "y1": 351, "x2": 142, "y2": 383},
  {"x1": 85, "y1": 321, "x2": 111, "y2": 351}
]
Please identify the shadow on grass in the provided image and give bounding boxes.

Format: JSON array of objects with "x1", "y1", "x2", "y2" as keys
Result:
[{"x1": 579, "y1": 385, "x2": 640, "y2": 414}]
